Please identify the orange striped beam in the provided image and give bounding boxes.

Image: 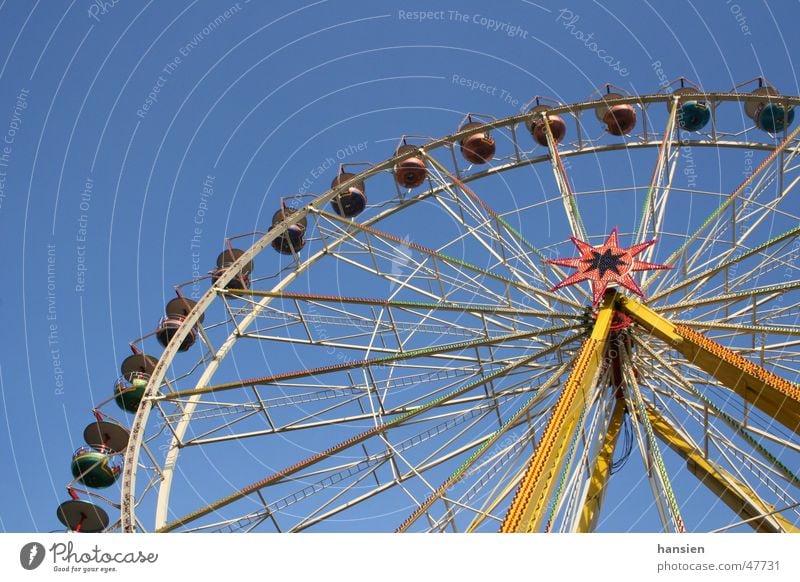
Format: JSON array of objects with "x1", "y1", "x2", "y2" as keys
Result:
[
  {"x1": 500, "y1": 290, "x2": 616, "y2": 533},
  {"x1": 617, "y1": 295, "x2": 800, "y2": 435}
]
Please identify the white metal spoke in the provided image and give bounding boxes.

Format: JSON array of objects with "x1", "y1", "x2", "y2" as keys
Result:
[{"x1": 636, "y1": 95, "x2": 679, "y2": 255}]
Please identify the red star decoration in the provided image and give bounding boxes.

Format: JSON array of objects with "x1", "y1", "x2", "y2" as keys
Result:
[{"x1": 545, "y1": 228, "x2": 671, "y2": 305}]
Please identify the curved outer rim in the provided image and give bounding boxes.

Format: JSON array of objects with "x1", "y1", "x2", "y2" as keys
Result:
[{"x1": 119, "y1": 91, "x2": 800, "y2": 532}]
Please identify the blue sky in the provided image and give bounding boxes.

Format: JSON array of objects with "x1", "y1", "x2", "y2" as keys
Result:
[{"x1": 0, "y1": 0, "x2": 798, "y2": 533}]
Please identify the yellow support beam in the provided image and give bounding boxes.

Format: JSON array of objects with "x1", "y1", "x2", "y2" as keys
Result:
[
  {"x1": 646, "y1": 406, "x2": 798, "y2": 533},
  {"x1": 500, "y1": 290, "x2": 616, "y2": 532},
  {"x1": 577, "y1": 398, "x2": 626, "y2": 532},
  {"x1": 617, "y1": 295, "x2": 800, "y2": 435}
]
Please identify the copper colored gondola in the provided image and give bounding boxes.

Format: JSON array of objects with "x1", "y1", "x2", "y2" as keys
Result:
[
  {"x1": 458, "y1": 120, "x2": 496, "y2": 164},
  {"x1": 394, "y1": 144, "x2": 427, "y2": 188},
  {"x1": 527, "y1": 104, "x2": 567, "y2": 147}
]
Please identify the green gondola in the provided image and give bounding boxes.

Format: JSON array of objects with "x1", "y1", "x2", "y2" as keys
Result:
[{"x1": 70, "y1": 447, "x2": 120, "y2": 489}]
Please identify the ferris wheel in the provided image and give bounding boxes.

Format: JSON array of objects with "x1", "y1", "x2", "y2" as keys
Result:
[{"x1": 56, "y1": 77, "x2": 800, "y2": 534}]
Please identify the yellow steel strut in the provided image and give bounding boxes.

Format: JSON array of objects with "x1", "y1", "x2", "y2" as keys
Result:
[
  {"x1": 576, "y1": 397, "x2": 626, "y2": 532},
  {"x1": 500, "y1": 290, "x2": 616, "y2": 532},
  {"x1": 646, "y1": 405, "x2": 798, "y2": 533},
  {"x1": 617, "y1": 295, "x2": 800, "y2": 435}
]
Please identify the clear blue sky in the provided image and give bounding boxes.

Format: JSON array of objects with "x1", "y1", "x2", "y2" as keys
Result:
[{"x1": 0, "y1": 0, "x2": 798, "y2": 533}]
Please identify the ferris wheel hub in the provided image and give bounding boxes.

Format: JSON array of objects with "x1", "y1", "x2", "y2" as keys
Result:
[{"x1": 546, "y1": 227, "x2": 671, "y2": 305}]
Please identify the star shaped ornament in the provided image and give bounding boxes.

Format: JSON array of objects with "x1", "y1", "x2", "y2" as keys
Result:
[{"x1": 546, "y1": 228, "x2": 670, "y2": 305}]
